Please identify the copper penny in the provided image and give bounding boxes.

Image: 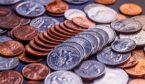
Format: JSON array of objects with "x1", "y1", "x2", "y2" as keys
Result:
[
  {"x1": 0, "y1": 40, "x2": 24, "y2": 57},
  {"x1": 0, "y1": 70, "x2": 23, "y2": 84},
  {"x1": 128, "y1": 79, "x2": 145, "y2": 84},
  {"x1": 0, "y1": 7, "x2": 11, "y2": 18},
  {"x1": 117, "y1": 14, "x2": 127, "y2": 21},
  {"x1": 13, "y1": 26, "x2": 38, "y2": 41},
  {"x1": 95, "y1": 0, "x2": 116, "y2": 5},
  {"x1": 26, "y1": 81, "x2": 42, "y2": 84},
  {"x1": 120, "y1": 3, "x2": 143, "y2": 16},
  {"x1": 22, "y1": 63, "x2": 50, "y2": 80},
  {"x1": 72, "y1": 17, "x2": 96, "y2": 28},
  {"x1": 46, "y1": 11, "x2": 64, "y2": 17}
]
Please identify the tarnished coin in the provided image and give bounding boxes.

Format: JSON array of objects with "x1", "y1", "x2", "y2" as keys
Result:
[
  {"x1": 111, "y1": 38, "x2": 136, "y2": 53},
  {"x1": 0, "y1": 0, "x2": 21, "y2": 5},
  {"x1": 30, "y1": 16, "x2": 59, "y2": 32},
  {"x1": 27, "y1": 81, "x2": 42, "y2": 84},
  {"x1": 129, "y1": 79, "x2": 145, "y2": 84},
  {"x1": 64, "y1": 0, "x2": 89, "y2": 4},
  {"x1": 16, "y1": 1, "x2": 45, "y2": 17},
  {"x1": 44, "y1": 71, "x2": 83, "y2": 84},
  {"x1": 0, "y1": 56, "x2": 19, "y2": 70},
  {"x1": 64, "y1": 9, "x2": 86, "y2": 20},
  {"x1": 47, "y1": 45, "x2": 82, "y2": 70},
  {"x1": 97, "y1": 47, "x2": 131, "y2": 66},
  {"x1": 95, "y1": 0, "x2": 116, "y2": 5},
  {"x1": 75, "y1": 60, "x2": 105, "y2": 79},
  {"x1": 29, "y1": 0, "x2": 54, "y2": 5},
  {"x1": 88, "y1": 6, "x2": 117, "y2": 23},
  {"x1": 117, "y1": 14, "x2": 127, "y2": 21},
  {"x1": 93, "y1": 67, "x2": 128, "y2": 84},
  {"x1": 120, "y1": 3, "x2": 142, "y2": 16},
  {"x1": 111, "y1": 19, "x2": 142, "y2": 33},
  {"x1": 22, "y1": 63, "x2": 50, "y2": 80},
  {"x1": 0, "y1": 35, "x2": 12, "y2": 42}
]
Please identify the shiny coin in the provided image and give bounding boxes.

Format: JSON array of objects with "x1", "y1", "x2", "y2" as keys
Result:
[
  {"x1": 0, "y1": 35, "x2": 12, "y2": 42},
  {"x1": 30, "y1": 16, "x2": 59, "y2": 32},
  {"x1": 117, "y1": 13, "x2": 127, "y2": 21},
  {"x1": 111, "y1": 19, "x2": 142, "y2": 33},
  {"x1": 111, "y1": 38, "x2": 136, "y2": 53},
  {"x1": 97, "y1": 47, "x2": 131, "y2": 66},
  {"x1": 128, "y1": 79, "x2": 145, "y2": 84},
  {"x1": 95, "y1": 0, "x2": 116, "y2": 5},
  {"x1": 88, "y1": 6, "x2": 117, "y2": 23},
  {"x1": 16, "y1": 1, "x2": 45, "y2": 17},
  {"x1": 75, "y1": 60, "x2": 105, "y2": 79},
  {"x1": 47, "y1": 45, "x2": 82, "y2": 70},
  {"x1": 0, "y1": 0, "x2": 21, "y2": 5},
  {"x1": 93, "y1": 67, "x2": 128, "y2": 84},
  {"x1": 29, "y1": 0, "x2": 54, "y2": 5},
  {"x1": 64, "y1": 9, "x2": 86, "y2": 20},
  {"x1": 44, "y1": 71, "x2": 83, "y2": 84},
  {"x1": 64, "y1": 0, "x2": 89, "y2": 4}
]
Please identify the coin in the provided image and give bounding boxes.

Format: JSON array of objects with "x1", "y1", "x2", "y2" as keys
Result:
[
  {"x1": 111, "y1": 38, "x2": 136, "y2": 53},
  {"x1": 16, "y1": 1, "x2": 45, "y2": 17},
  {"x1": 26, "y1": 81, "x2": 42, "y2": 84},
  {"x1": 0, "y1": 70, "x2": 23, "y2": 84},
  {"x1": 44, "y1": 71, "x2": 83, "y2": 84},
  {"x1": 95, "y1": 0, "x2": 116, "y2": 5},
  {"x1": 30, "y1": 0, "x2": 54, "y2": 5},
  {"x1": 111, "y1": 19, "x2": 142, "y2": 33},
  {"x1": 120, "y1": 3, "x2": 142, "y2": 16},
  {"x1": 93, "y1": 67, "x2": 128, "y2": 84},
  {"x1": 87, "y1": 6, "x2": 117, "y2": 23},
  {"x1": 47, "y1": 45, "x2": 82, "y2": 70},
  {"x1": 128, "y1": 79, "x2": 145, "y2": 84},
  {"x1": 64, "y1": 9, "x2": 86, "y2": 20},
  {"x1": 0, "y1": 35, "x2": 12, "y2": 42},
  {"x1": 97, "y1": 47, "x2": 131, "y2": 66},
  {"x1": 19, "y1": 17, "x2": 31, "y2": 26},
  {"x1": 22, "y1": 63, "x2": 50, "y2": 80},
  {"x1": 0, "y1": 0, "x2": 21, "y2": 5},
  {"x1": 30, "y1": 16, "x2": 59, "y2": 32},
  {"x1": 117, "y1": 13, "x2": 127, "y2": 21},
  {"x1": 0, "y1": 40, "x2": 24, "y2": 57},
  {"x1": 64, "y1": 0, "x2": 89, "y2": 4},
  {"x1": 75, "y1": 60, "x2": 105, "y2": 79}
]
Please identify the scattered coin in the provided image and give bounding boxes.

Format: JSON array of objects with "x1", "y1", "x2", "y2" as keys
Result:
[
  {"x1": 95, "y1": 0, "x2": 116, "y2": 5},
  {"x1": 117, "y1": 13, "x2": 127, "y2": 21},
  {"x1": 128, "y1": 79, "x2": 145, "y2": 84},
  {"x1": 0, "y1": 0, "x2": 21, "y2": 5},
  {"x1": 64, "y1": 0, "x2": 89, "y2": 4}
]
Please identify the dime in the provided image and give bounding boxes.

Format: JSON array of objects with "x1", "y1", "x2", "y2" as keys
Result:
[
  {"x1": 75, "y1": 60, "x2": 105, "y2": 79},
  {"x1": 97, "y1": 47, "x2": 131, "y2": 66},
  {"x1": 16, "y1": 1, "x2": 45, "y2": 17},
  {"x1": 87, "y1": 6, "x2": 117, "y2": 23},
  {"x1": 95, "y1": 0, "x2": 116, "y2": 5},
  {"x1": 22, "y1": 63, "x2": 50, "y2": 80},
  {"x1": 30, "y1": 16, "x2": 59, "y2": 32},
  {"x1": 64, "y1": 9, "x2": 86, "y2": 20},
  {"x1": 44, "y1": 71, "x2": 83, "y2": 84},
  {"x1": 27, "y1": 81, "x2": 42, "y2": 84},
  {"x1": 47, "y1": 45, "x2": 82, "y2": 70},
  {"x1": 93, "y1": 67, "x2": 128, "y2": 84},
  {"x1": 30, "y1": 0, "x2": 54, "y2": 5},
  {"x1": 64, "y1": 0, "x2": 89, "y2": 4},
  {"x1": 0, "y1": 0, "x2": 21, "y2": 5},
  {"x1": 120, "y1": 3, "x2": 142, "y2": 16},
  {"x1": 0, "y1": 70, "x2": 23, "y2": 84},
  {"x1": 117, "y1": 14, "x2": 127, "y2": 21},
  {"x1": 111, "y1": 38, "x2": 136, "y2": 53},
  {"x1": 111, "y1": 19, "x2": 142, "y2": 33},
  {"x1": 128, "y1": 79, "x2": 145, "y2": 84},
  {"x1": 0, "y1": 35, "x2": 12, "y2": 42}
]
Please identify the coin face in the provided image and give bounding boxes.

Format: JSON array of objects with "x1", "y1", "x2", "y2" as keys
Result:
[
  {"x1": 93, "y1": 67, "x2": 128, "y2": 84},
  {"x1": 87, "y1": 6, "x2": 117, "y2": 23},
  {"x1": 95, "y1": 0, "x2": 116, "y2": 5},
  {"x1": 64, "y1": 0, "x2": 89, "y2": 4},
  {"x1": 0, "y1": 0, "x2": 21, "y2": 5},
  {"x1": 111, "y1": 38, "x2": 136, "y2": 53},
  {"x1": 97, "y1": 47, "x2": 131, "y2": 66},
  {"x1": 16, "y1": 1, "x2": 45, "y2": 17},
  {"x1": 128, "y1": 79, "x2": 145, "y2": 84},
  {"x1": 44, "y1": 71, "x2": 83, "y2": 84},
  {"x1": 0, "y1": 35, "x2": 12, "y2": 42},
  {"x1": 75, "y1": 60, "x2": 105, "y2": 79},
  {"x1": 47, "y1": 45, "x2": 81, "y2": 70}
]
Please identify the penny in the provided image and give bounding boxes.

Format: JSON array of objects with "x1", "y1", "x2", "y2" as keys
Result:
[
  {"x1": 0, "y1": 35, "x2": 12, "y2": 42},
  {"x1": 111, "y1": 38, "x2": 136, "y2": 53},
  {"x1": 13, "y1": 26, "x2": 38, "y2": 41},
  {"x1": 0, "y1": 56, "x2": 19, "y2": 70},
  {"x1": 97, "y1": 47, "x2": 131, "y2": 66},
  {"x1": 117, "y1": 14, "x2": 127, "y2": 21},
  {"x1": 0, "y1": 70, "x2": 23, "y2": 84},
  {"x1": 87, "y1": 6, "x2": 117, "y2": 23},
  {"x1": 44, "y1": 71, "x2": 83, "y2": 84},
  {"x1": 26, "y1": 81, "x2": 42, "y2": 84},
  {"x1": 95, "y1": 0, "x2": 116, "y2": 5},
  {"x1": 0, "y1": 40, "x2": 24, "y2": 57},
  {"x1": 0, "y1": 0, "x2": 21, "y2": 5},
  {"x1": 47, "y1": 45, "x2": 82, "y2": 70},
  {"x1": 19, "y1": 17, "x2": 31, "y2": 26},
  {"x1": 30, "y1": 16, "x2": 59, "y2": 32},
  {"x1": 16, "y1": 1, "x2": 45, "y2": 17},
  {"x1": 120, "y1": 3, "x2": 142, "y2": 16},
  {"x1": 64, "y1": 9, "x2": 86, "y2": 20},
  {"x1": 93, "y1": 67, "x2": 128, "y2": 84},
  {"x1": 128, "y1": 79, "x2": 145, "y2": 84},
  {"x1": 64, "y1": 0, "x2": 89, "y2": 4},
  {"x1": 72, "y1": 17, "x2": 96, "y2": 28},
  {"x1": 46, "y1": 11, "x2": 64, "y2": 17},
  {"x1": 111, "y1": 19, "x2": 142, "y2": 33},
  {"x1": 30, "y1": 0, "x2": 54, "y2": 5},
  {"x1": 75, "y1": 60, "x2": 105, "y2": 79}
]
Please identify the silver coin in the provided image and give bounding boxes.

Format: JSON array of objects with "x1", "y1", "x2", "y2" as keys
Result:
[
  {"x1": 92, "y1": 67, "x2": 128, "y2": 84},
  {"x1": 30, "y1": 16, "x2": 59, "y2": 32},
  {"x1": 0, "y1": 0, "x2": 21, "y2": 5},
  {"x1": 64, "y1": 0, "x2": 89, "y2": 5},
  {"x1": 45, "y1": 71, "x2": 83, "y2": 84},
  {"x1": 47, "y1": 45, "x2": 82, "y2": 70},
  {"x1": 0, "y1": 56, "x2": 19, "y2": 70},
  {"x1": 97, "y1": 47, "x2": 131, "y2": 66},
  {"x1": 28, "y1": 0, "x2": 54, "y2": 5},
  {"x1": 64, "y1": 9, "x2": 86, "y2": 20},
  {"x1": 88, "y1": 6, "x2": 117, "y2": 23},
  {"x1": 111, "y1": 19, "x2": 142, "y2": 33},
  {"x1": 75, "y1": 60, "x2": 106, "y2": 79},
  {"x1": 111, "y1": 38, "x2": 136, "y2": 53},
  {"x1": 16, "y1": 1, "x2": 45, "y2": 17},
  {"x1": 0, "y1": 35, "x2": 12, "y2": 42}
]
